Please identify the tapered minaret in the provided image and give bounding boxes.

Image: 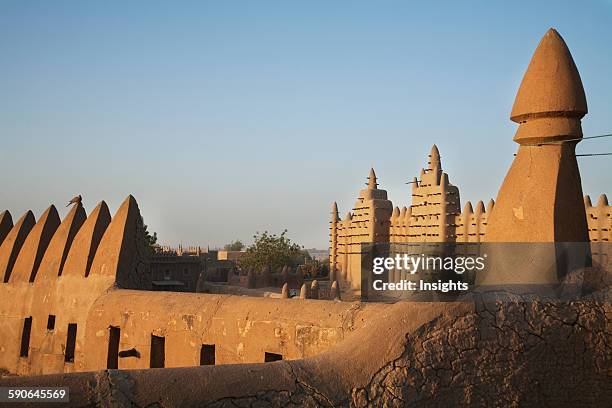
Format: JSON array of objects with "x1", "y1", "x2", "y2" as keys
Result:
[
  {"x1": 407, "y1": 145, "x2": 460, "y2": 242},
  {"x1": 429, "y1": 144, "x2": 441, "y2": 170},
  {"x1": 367, "y1": 168, "x2": 378, "y2": 189},
  {"x1": 480, "y1": 29, "x2": 590, "y2": 286},
  {"x1": 329, "y1": 202, "x2": 340, "y2": 281},
  {"x1": 338, "y1": 168, "x2": 393, "y2": 290}
]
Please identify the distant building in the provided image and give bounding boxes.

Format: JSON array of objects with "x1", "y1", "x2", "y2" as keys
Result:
[
  {"x1": 217, "y1": 250, "x2": 245, "y2": 262},
  {"x1": 150, "y1": 251, "x2": 202, "y2": 292},
  {"x1": 150, "y1": 246, "x2": 243, "y2": 291},
  {"x1": 305, "y1": 248, "x2": 328, "y2": 262}
]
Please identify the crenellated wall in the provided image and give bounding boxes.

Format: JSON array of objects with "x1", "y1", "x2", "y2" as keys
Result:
[
  {"x1": 453, "y1": 199, "x2": 495, "y2": 243},
  {"x1": 0, "y1": 196, "x2": 146, "y2": 375},
  {"x1": 389, "y1": 206, "x2": 410, "y2": 243},
  {"x1": 585, "y1": 194, "x2": 612, "y2": 270},
  {"x1": 585, "y1": 194, "x2": 611, "y2": 242},
  {"x1": 0, "y1": 196, "x2": 383, "y2": 377}
]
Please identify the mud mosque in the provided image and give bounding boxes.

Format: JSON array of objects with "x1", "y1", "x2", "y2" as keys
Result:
[
  {"x1": 0, "y1": 29, "x2": 610, "y2": 406},
  {"x1": 329, "y1": 146, "x2": 611, "y2": 291}
]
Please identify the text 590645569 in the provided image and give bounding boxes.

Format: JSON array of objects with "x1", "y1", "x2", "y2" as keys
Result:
[{"x1": 0, "y1": 387, "x2": 69, "y2": 403}]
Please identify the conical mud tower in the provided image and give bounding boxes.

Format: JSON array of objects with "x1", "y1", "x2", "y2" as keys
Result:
[{"x1": 478, "y1": 29, "x2": 590, "y2": 286}]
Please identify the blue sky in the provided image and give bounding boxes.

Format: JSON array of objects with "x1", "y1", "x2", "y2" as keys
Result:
[{"x1": 1, "y1": 1, "x2": 611, "y2": 248}]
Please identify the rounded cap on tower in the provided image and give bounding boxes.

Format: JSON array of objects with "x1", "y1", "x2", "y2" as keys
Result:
[
  {"x1": 463, "y1": 201, "x2": 474, "y2": 215},
  {"x1": 367, "y1": 168, "x2": 378, "y2": 189},
  {"x1": 391, "y1": 207, "x2": 400, "y2": 220},
  {"x1": 475, "y1": 200, "x2": 486, "y2": 216},
  {"x1": 511, "y1": 29, "x2": 587, "y2": 144},
  {"x1": 428, "y1": 145, "x2": 441, "y2": 170},
  {"x1": 331, "y1": 202, "x2": 339, "y2": 222},
  {"x1": 597, "y1": 194, "x2": 608, "y2": 207}
]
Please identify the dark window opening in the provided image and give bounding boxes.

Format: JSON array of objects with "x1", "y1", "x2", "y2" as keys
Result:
[
  {"x1": 264, "y1": 352, "x2": 282, "y2": 362},
  {"x1": 118, "y1": 348, "x2": 139, "y2": 358},
  {"x1": 150, "y1": 335, "x2": 165, "y2": 368},
  {"x1": 20, "y1": 317, "x2": 32, "y2": 357},
  {"x1": 47, "y1": 315, "x2": 56, "y2": 331},
  {"x1": 65, "y1": 323, "x2": 77, "y2": 363},
  {"x1": 107, "y1": 326, "x2": 120, "y2": 369},
  {"x1": 200, "y1": 344, "x2": 215, "y2": 365}
]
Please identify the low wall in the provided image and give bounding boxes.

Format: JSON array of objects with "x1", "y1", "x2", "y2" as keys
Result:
[
  {"x1": 2, "y1": 298, "x2": 609, "y2": 407},
  {"x1": 83, "y1": 289, "x2": 384, "y2": 370}
]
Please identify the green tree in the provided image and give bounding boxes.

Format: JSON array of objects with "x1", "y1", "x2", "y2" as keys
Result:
[
  {"x1": 224, "y1": 240, "x2": 244, "y2": 251},
  {"x1": 297, "y1": 258, "x2": 329, "y2": 279},
  {"x1": 239, "y1": 230, "x2": 310, "y2": 273}
]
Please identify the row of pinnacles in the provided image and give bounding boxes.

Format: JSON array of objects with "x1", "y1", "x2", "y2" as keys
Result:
[
  {"x1": 585, "y1": 194, "x2": 611, "y2": 270},
  {"x1": 279, "y1": 280, "x2": 341, "y2": 300},
  {"x1": 157, "y1": 245, "x2": 204, "y2": 256},
  {"x1": 238, "y1": 265, "x2": 341, "y2": 300},
  {"x1": 585, "y1": 194, "x2": 611, "y2": 242},
  {"x1": 0, "y1": 196, "x2": 150, "y2": 374},
  {"x1": 0, "y1": 196, "x2": 149, "y2": 287}
]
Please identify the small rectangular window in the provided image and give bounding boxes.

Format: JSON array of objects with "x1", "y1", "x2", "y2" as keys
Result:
[
  {"x1": 264, "y1": 352, "x2": 282, "y2": 362},
  {"x1": 150, "y1": 335, "x2": 165, "y2": 368},
  {"x1": 107, "y1": 326, "x2": 120, "y2": 369},
  {"x1": 20, "y1": 317, "x2": 32, "y2": 357},
  {"x1": 65, "y1": 323, "x2": 77, "y2": 363},
  {"x1": 200, "y1": 344, "x2": 215, "y2": 365},
  {"x1": 47, "y1": 315, "x2": 56, "y2": 331}
]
